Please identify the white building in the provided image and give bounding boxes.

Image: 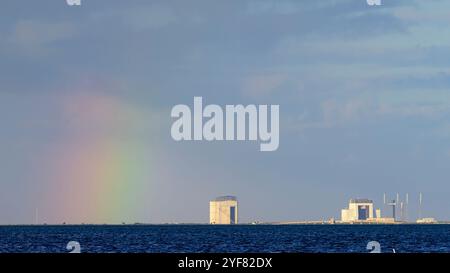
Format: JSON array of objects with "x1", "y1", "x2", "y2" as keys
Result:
[
  {"x1": 209, "y1": 196, "x2": 238, "y2": 224},
  {"x1": 375, "y1": 209, "x2": 381, "y2": 218},
  {"x1": 417, "y1": 217, "x2": 437, "y2": 224},
  {"x1": 341, "y1": 199, "x2": 374, "y2": 222}
]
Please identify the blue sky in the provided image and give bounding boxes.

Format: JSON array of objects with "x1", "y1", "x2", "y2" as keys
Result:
[{"x1": 1, "y1": 0, "x2": 450, "y2": 224}]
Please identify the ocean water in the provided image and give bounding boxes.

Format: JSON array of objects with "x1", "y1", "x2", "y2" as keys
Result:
[{"x1": 0, "y1": 224, "x2": 449, "y2": 253}]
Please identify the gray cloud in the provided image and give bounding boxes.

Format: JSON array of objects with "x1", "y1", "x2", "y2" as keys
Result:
[{"x1": 1, "y1": 0, "x2": 450, "y2": 224}]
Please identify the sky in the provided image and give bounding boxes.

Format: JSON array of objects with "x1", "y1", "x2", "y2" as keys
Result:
[{"x1": 1, "y1": 0, "x2": 450, "y2": 224}]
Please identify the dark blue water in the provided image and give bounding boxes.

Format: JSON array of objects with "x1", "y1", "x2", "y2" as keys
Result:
[{"x1": 0, "y1": 225, "x2": 449, "y2": 253}]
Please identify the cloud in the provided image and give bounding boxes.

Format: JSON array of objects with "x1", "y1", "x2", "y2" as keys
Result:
[
  {"x1": 377, "y1": 102, "x2": 450, "y2": 118},
  {"x1": 9, "y1": 20, "x2": 77, "y2": 54},
  {"x1": 245, "y1": 0, "x2": 304, "y2": 15},
  {"x1": 287, "y1": 90, "x2": 450, "y2": 133},
  {"x1": 322, "y1": 98, "x2": 371, "y2": 124},
  {"x1": 90, "y1": 4, "x2": 177, "y2": 31},
  {"x1": 61, "y1": 91, "x2": 164, "y2": 141},
  {"x1": 242, "y1": 73, "x2": 287, "y2": 99},
  {"x1": 3, "y1": 0, "x2": 450, "y2": 223}
]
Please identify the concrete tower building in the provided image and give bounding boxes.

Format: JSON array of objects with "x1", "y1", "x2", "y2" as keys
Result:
[
  {"x1": 341, "y1": 199, "x2": 374, "y2": 222},
  {"x1": 209, "y1": 196, "x2": 238, "y2": 224}
]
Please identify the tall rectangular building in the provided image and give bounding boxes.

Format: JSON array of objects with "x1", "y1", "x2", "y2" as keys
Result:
[
  {"x1": 341, "y1": 199, "x2": 374, "y2": 222},
  {"x1": 209, "y1": 196, "x2": 238, "y2": 224}
]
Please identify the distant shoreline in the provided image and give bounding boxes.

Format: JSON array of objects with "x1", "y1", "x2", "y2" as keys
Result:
[{"x1": 1, "y1": 222, "x2": 450, "y2": 227}]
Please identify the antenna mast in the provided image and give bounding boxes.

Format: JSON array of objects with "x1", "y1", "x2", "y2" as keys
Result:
[
  {"x1": 419, "y1": 192, "x2": 423, "y2": 220},
  {"x1": 405, "y1": 193, "x2": 409, "y2": 222},
  {"x1": 35, "y1": 208, "x2": 39, "y2": 225}
]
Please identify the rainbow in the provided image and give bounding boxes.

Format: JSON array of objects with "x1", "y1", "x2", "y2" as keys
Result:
[{"x1": 39, "y1": 91, "x2": 155, "y2": 224}]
